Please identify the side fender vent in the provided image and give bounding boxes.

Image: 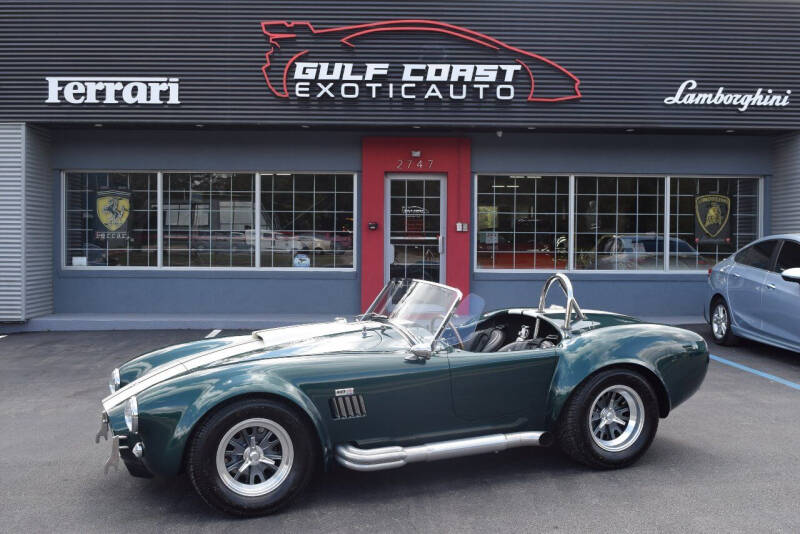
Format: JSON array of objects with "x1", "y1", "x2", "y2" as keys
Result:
[{"x1": 330, "y1": 394, "x2": 367, "y2": 420}]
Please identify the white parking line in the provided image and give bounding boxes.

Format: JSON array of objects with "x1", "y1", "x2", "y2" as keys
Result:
[
  {"x1": 205, "y1": 329, "x2": 221, "y2": 338},
  {"x1": 0, "y1": 335, "x2": 6, "y2": 340}
]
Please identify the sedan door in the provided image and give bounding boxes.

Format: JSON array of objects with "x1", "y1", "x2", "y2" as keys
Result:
[
  {"x1": 727, "y1": 240, "x2": 777, "y2": 335},
  {"x1": 761, "y1": 239, "x2": 800, "y2": 349}
]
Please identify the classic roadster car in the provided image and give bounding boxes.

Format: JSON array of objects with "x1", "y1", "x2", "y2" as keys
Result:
[{"x1": 96, "y1": 274, "x2": 708, "y2": 516}]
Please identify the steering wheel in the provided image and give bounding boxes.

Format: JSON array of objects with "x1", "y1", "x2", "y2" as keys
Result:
[
  {"x1": 425, "y1": 314, "x2": 464, "y2": 350},
  {"x1": 449, "y1": 320, "x2": 465, "y2": 350}
]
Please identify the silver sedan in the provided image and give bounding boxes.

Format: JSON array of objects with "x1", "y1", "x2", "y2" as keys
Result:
[{"x1": 705, "y1": 234, "x2": 800, "y2": 352}]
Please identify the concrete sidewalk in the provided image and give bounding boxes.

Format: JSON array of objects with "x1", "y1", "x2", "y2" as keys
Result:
[
  {"x1": 0, "y1": 312, "x2": 339, "y2": 333},
  {"x1": 0, "y1": 312, "x2": 705, "y2": 333}
]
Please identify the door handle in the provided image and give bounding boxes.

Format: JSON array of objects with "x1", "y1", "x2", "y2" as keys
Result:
[
  {"x1": 767, "y1": 283, "x2": 776, "y2": 290},
  {"x1": 438, "y1": 234, "x2": 444, "y2": 254},
  {"x1": 732, "y1": 273, "x2": 741, "y2": 278}
]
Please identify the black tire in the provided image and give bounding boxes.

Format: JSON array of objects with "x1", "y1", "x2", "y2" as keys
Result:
[
  {"x1": 709, "y1": 297, "x2": 739, "y2": 346},
  {"x1": 186, "y1": 398, "x2": 317, "y2": 516},
  {"x1": 556, "y1": 369, "x2": 659, "y2": 469}
]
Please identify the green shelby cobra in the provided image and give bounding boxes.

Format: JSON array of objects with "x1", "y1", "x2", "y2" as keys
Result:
[{"x1": 96, "y1": 274, "x2": 708, "y2": 516}]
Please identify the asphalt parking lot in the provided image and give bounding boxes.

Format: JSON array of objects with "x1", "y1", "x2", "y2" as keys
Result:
[{"x1": 0, "y1": 325, "x2": 798, "y2": 533}]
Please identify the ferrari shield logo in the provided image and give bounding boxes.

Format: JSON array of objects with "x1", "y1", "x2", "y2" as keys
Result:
[
  {"x1": 96, "y1": 190, "x2": 130, "y2": 232},
  {"x1": 695, "y1": 194, "x2": 731, "y2": 240}
]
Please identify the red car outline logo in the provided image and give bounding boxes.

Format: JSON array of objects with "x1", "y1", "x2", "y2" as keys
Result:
[{"x1": 260, "y1": 19, "x2": 582, "y2": 102}]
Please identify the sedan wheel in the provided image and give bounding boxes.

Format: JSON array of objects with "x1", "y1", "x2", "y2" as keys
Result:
[
  {"x1": 187, "y1": 399, "x2": 317, "y2": 516},
  {"x1": 710, "y1": 299, "x2": 738, "y2": 346},
  {"x1": 711, "y1": 303, "x2": 728, "y2": 339}
]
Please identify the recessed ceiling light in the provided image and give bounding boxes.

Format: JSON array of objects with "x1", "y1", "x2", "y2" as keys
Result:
[
  {"x1": 93, "y1": 123, "x2": 103, "y2": 128},
  {"x1": 195, "y1": 124, "x2": 204, "y2": 128},
  {"x1": 725, "y1": 129, "x2": 735, "y2": 133},
  {"x1": 412, "y1": 125, "x2": 421, "y2": 129},
  {"x1": 301, "y1": 124, "x2": 310, "y2": 128},
  {"x1": 527, "y1": 126, "x2": 537, "y2": 130},
  {"x1": 625, "y1": 128, "x2": 635, "y2": 132}
]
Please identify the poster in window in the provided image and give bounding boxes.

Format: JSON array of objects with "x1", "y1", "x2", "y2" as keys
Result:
[
  {"x1": 95, "y1": 189, "x2": 131, "y2": 246},
  {"x1": 694, "y1": 194, "x2": 731, "y2": 245}
]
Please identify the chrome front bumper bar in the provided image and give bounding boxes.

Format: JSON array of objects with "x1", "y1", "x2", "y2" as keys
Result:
[{"x1": 336, "y1": 430, "x2": 553, "y2": 472}]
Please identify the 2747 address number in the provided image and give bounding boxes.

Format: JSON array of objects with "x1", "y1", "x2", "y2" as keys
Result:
[{"x1": 396, "y1": 159, "x2": 435, "y2": 169}]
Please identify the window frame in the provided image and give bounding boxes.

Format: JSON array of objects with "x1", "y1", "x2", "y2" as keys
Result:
[
  {"x1": 473, "y1": 173, "x2": 764, "y2": 274},
  {"x1": 774, "y1": 239, "x2": 800, "y2": 273},
  {"x1": 61, "y1": 170, "x2": 358, "y2": 272}
]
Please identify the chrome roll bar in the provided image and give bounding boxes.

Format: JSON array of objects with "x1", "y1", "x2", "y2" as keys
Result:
[{"x1": 537, "y1": 273, "x2": 586, "y2": 331}]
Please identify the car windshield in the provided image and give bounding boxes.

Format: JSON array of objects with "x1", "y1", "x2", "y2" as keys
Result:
[{"x1": 363, "y1": 279, "x2": 463, "y2": 344}]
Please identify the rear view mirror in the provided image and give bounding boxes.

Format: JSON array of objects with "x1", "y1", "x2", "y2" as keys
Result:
[{"x1": 781, "y1": 267, "x2": 800, "y2": 284}]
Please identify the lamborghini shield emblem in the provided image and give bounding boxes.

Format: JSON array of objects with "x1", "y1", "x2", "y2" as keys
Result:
[
  {"x1": 695, "y1": 194, "x2": 730, "y2": 238},
  {"x1": 96, "y1": 191, "x2": 130, "y2": 232}
]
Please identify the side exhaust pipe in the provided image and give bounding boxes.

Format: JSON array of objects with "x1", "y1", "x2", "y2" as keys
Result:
[{"x1": 335, "y1": 430, "x2": 552, "y2": 472}]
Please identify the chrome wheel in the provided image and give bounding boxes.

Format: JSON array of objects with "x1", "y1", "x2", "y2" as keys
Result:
[
  {"x1": 215, "y1": 418, "x2": 294, "y2": 497},
  {"x1": 588, "y1": 385, "x2": 645, "y2": 452},
  {"x1": 711, "y1": 303, "x2": 728, "y2": 339}
]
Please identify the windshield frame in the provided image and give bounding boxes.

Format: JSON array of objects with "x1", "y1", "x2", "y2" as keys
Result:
[{"x1": 361, "y1": 278, "x2": 464, "y2": 348}]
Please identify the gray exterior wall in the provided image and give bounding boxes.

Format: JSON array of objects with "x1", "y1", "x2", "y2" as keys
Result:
[
  {"x1": 49, "y1": 128, "x2": 773, "y2": 318},
  {"x1": 0, "y1": 123, "x2": 25, "y2": 320},
  {"x1": 470, "y1": 131, "x2": 773, "y2": 317},
  {"x1": 23, "y1": 125, "x2": 53, "y2": 318},
  {"x1": 2, "y1": 1, "x2": 800, "y2": 130},
  {"x1": 0, "y1": 123, "x2": 53, "y2": 321},
  {"x1": 52, "y1": 129, "x2": 363, "y2": 315},
  {"x1": 771, "y1": 134, "x2": 800, "y2": 234}
]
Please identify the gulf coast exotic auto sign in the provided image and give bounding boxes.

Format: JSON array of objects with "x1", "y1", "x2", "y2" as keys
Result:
[{"x1": 260, "y1": 19, "x2": 582, "y2": 103}]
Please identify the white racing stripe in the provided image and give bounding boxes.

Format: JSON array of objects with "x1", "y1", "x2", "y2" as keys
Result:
[{"x1": 205, "y1": 329, "x2": 222, "y2": 338}]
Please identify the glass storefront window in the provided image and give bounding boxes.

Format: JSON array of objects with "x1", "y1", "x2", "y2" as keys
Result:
[
  {"x1": 575, "y1": 176, "x2": 665, "y2": 271},
  {"x1": 476, "y1": 175, "x2": 569, "y2": 270},
  {"x1": 163, "y1": 173, "x2": 256, "y2": 267},
  {"x1": 669, "y1": 177, "x2": 760, "y2": 270},
  {"x1": 64, "y1": 171, "x2": 355, "y2": 270},
  {"x1": 64, "y1": 172, "x2": 157, "y2": 267},
  {"x1": 259, "y1": 173, "x2": 354, "y2": 268}
]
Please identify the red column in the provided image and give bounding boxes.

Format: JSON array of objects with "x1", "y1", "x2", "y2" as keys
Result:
[{"x1": 361, "y1": 137, "x2": 471, "y2": 311}]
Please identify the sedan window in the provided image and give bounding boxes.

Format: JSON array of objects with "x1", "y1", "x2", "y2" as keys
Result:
[
  {"x1": 735, "y1": 240, "x2": 777, "y2": 270},
  {"x1": 775, "y1": 241, "x2": 800, "y2": 273}
]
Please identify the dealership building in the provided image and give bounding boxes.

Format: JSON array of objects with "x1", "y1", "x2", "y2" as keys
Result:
[{"x1": 2, "y1": 1, "x2": 800, "y2": 331}]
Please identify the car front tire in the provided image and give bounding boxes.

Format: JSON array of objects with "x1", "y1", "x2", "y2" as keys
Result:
[
  {"x1": 186, "y1": 399, "x2": 317, "y2": 516},
  {"x1": 556, "y1": 369, "x2": 659, "y2": 469},
  {"x1": 710, "y1": 298, "x2": 738, "y2": 346}
]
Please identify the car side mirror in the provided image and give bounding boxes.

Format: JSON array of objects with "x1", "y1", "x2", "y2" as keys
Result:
[
  {"x1": 405, "y1": 343, "x2": 433, "y2": 362},
  {"x1": 780, "y1": 267, "x2": 800, "y2": 284}
]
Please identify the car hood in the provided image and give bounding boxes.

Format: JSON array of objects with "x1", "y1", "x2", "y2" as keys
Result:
[{"x1": 104, "y1": 320, "x2": 404, "y2": 412}]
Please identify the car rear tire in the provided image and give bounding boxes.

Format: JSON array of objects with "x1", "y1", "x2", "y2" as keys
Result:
[
  {"x1": 710, "y1": 298, "x2": 738, "y2": 346},
  {"x1": 556, "y1": 369, "x2": 659, "y2": 469},
  {"x1": 186, "y1": 399, "x2": 317, "y2": 516}
]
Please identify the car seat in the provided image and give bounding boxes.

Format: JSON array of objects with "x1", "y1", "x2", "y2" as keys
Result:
[{"x1": 464, "y1": 326, "x2": 507, "y2": 352}]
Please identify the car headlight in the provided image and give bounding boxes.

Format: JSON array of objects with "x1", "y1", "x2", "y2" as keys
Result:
[
  {"x1": 124, "y1": 396, "x2": 139, "y2": 433},
  {"x1": 108, "y1": 368, "x2": 121, "y2": 394}
]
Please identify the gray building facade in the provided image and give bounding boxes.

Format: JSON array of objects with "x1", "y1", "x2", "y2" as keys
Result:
[{"x1": 1, "y1": 1, "x2": 799, "y2": 329}]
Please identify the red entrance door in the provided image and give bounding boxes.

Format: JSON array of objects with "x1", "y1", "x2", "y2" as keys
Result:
[{"x1": 361, "y1": 137, "x2": 471, "y2": 311}]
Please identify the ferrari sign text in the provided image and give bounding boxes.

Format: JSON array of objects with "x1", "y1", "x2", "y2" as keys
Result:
[{"x1": 45, "y1": 77, "x2": 181, "y2": 105}]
